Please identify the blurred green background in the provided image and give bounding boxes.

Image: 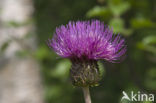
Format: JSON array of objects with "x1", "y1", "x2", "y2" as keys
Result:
[
  {"x1": 33, "y1": 0, "x2": 156, "y2": 103},
  {"x1": 1, "y1": 0, "x2": 155, "y2": 103}
]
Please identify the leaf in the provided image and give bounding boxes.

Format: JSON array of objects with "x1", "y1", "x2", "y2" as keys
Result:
[
  {"x1": 35, "y1": 46, "x2": 50, "y2": 60},
  {"x1": 51, "y1": 59, "x2": 71, "y2": 78},
  {"x1": 131, "y1": 18, "x2": 155, "y2": 29},
  {"x1": 98, "y1": 61, "x2": 105, "y2": 77},
  {"x1": 45, "y1": 85, "x2": 62, "y2": 99},
  {"x1": 109, "y1": 18, "x2": 124, "y2": 33},
  {"x1": 109, "y1": 1, "x2": 130, "y2": 16},
  {"x1": 0, "y1": 41, "x2": 10, "y2": 53},
  {"x1": 109, "y1": 18, "x2": 133, "y2": 36},
  {"x1": 143, "y1": 35, "x2": 156, "y2": 45},
  {"x1": 144, "y1": 67, "x2": 156, "y2": 90},
  {"x1": 86, "y1": 6, "x2": 112, "y2": 20},
  {"x1": 137, "y1": 35, "x2": 156, "y2": 54},
  {"x1": 15, "y1": 50, "x2": 29, "y2": 57},
  {"x1": 6, "y1": 19, "x2": 33, "y2": 27}
]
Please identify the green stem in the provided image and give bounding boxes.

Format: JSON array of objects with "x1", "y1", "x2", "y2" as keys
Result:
[{"x1": 82, "y1": 86, "x2": 91, "y2": 103}]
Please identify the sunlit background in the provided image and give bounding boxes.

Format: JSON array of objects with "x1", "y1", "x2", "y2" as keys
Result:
[{"x1": 0, "y1": 0, "x2": 156, "y2": 103}]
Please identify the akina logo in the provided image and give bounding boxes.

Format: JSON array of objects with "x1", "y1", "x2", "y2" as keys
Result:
[{"x1": 121, "y1": 91, "x2": 155, "y2": 102}]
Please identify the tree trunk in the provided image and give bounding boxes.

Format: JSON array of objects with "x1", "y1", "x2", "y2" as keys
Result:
[{"x1": 0, "y1": 0, "x2": 44, "y2": 103}]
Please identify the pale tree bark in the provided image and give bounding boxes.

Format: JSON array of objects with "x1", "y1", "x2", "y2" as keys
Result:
[{"x1": 0, "y1": 0, "x2": 44, "y2": 103}]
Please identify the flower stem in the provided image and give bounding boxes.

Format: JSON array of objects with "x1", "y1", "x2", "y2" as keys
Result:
[{"x1": 82, "y1": 86, "x2": 91, "y2": 103}]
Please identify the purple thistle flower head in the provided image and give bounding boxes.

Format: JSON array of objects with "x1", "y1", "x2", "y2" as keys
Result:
[
  {"x1": 47, "y1": 20, "x2": 126, "y2": 87},
  {"x1": 48, "y1": 20, "x2": 126, "y2": 62}
]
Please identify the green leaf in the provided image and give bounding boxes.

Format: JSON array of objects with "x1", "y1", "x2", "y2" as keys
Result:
[
  {"x1": 109, "y1": 2, "x2": 130, "y2": 16},
  {"x1": 143, "y1": 35, "x2": 156, "y2": 45},
  {"x1": 143, "y1": 101, "x2": 153, "y2": 103},
  {"x1": 86, "y1": 6, "x2": 112, "y2": 20},
  {"x1": 144, "y1": 67, "x2": 156, "y2": 90},
  {"x1": 109, "y1": 18, "x2": 133, "y2": 36},
  {"x1": 98, "y1": 61, "x2": 105, "y2": 77},
  {"x1": 109, "y1": 18, "x2": 124, "y2": 33},
  {"x1": 45, "y1": 85, "x2": 62, "y2": 99},
  {"x1": 35, "y1": 46, "x2": 50, "y2": 60},
  {"x1": 137, "y1": 35, "x2": 156, "y2": 54},
  {"x1": 6, "y1": 19, "x2": 34, "y2": 27},
  {"x1": 15, "y1": 50, "x2": 29, "y2": 57},
  {"x1": 131, "y1": 18, "x2": 155, "y2": 29},
  {"x1": 0, "y1": 41, "x2": 10, "y2": 53},
  {"x1": 51, "y1": 59, "x2": 71, "y2": 78}
]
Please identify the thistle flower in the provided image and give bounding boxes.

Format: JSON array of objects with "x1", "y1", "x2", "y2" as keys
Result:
[{"x1": 47, "y1": 20, "x2": 126, "y2": 87}]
